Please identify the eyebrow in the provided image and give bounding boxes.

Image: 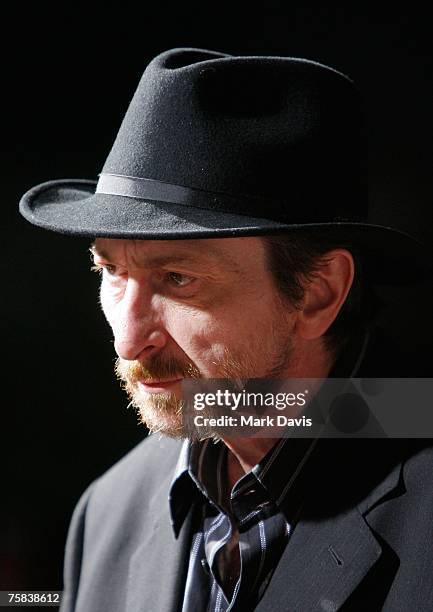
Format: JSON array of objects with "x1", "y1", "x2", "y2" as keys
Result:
[{"x1": 89, "y1": 242, "x2": 239, "y2": 270}]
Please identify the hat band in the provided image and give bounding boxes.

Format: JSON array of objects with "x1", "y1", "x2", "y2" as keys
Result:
[{"x1": 96, "y1": 172, "x2": 279, "y2": 216}]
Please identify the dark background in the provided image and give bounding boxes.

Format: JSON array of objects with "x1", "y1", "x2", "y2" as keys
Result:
[{"x1": 2, "y1": 5, "x2": 432, "y2": 594}]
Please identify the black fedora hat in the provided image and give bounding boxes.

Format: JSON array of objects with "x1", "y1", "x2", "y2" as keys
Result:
[{"x1": 19, "y1": 47, "x2": 430, "y2": 281}]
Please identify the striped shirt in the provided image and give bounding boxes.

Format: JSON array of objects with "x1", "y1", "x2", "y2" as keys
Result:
[{"x1": 170, "y1": 436, "x2": 317, "y2": 611}]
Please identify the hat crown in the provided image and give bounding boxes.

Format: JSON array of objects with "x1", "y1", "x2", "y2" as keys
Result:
[
  {"x1": 101, "y1": 48, "x2": 368, "y2": 223},
  {"x1": 20, "y1": 47, "x2": 430, "y2": 282}
]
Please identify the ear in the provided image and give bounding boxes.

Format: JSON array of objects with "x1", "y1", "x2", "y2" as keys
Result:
[{"x1": 295, "y1": 249, "x2": 355, "y2": 340}]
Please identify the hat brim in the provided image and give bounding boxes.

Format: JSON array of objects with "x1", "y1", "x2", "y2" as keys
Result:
[{"x1": 20, "y1": 179, "x2": 431, "y2": 284}]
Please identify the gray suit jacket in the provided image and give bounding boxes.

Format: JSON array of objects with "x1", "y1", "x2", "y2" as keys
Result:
[{"x1": 59, "y1": 434, "x2": 433, "y2": 611}]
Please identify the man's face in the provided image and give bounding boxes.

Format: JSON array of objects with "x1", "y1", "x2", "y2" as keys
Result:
[{"x1": 92, "y1": 237, "x2": 297, "y2": 438}]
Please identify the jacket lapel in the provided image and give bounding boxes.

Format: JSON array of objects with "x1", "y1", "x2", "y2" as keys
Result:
[
  {"x1": 255, "y1": 440, "x2": 404, "y2": 611},
  {"x1": 255, "y1": 504, "x2": 381, "y2": 611},
  {"x1": 125, "y1": 470, "x2": 194, "y2": 612}
]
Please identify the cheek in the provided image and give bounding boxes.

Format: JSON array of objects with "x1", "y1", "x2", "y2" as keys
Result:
[
  {"x1": 165, "y1": 306, "x2": 216, "y2": 349},
  {"x1": 169, "y1": 303, "x2": 259, "y2": 367},
  {"x1": 163, "y1": 305, "x2": 233, "y2": 364},
  {"x1": 98, "y1": 282, "x2": 131, "y2": 339},
  {"x1": 99, "y1": 283, "x2": 118, "y2": 328},
  {"x1": 99, "y1": 284, "x2": 112, "y2": 324}
]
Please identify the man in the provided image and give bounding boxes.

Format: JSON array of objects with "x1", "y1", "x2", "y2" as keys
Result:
[{"x1": 20, "y1": 48, "x2": 432, "y2": 611}]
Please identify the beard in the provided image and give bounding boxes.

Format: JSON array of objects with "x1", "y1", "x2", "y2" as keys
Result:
[
  {"x1": 115, "y1": 309, "x2": 295, "y2": 441},
  {"x1": 115, "y1": 352, "x2": 201, "y2": 438}
]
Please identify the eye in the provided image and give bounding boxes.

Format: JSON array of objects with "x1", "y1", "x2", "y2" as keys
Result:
[
  {"x1": 166, "y1": 272, "x2": 195, "y2": 287},
  {"x1": 91, "y1": 263, "x2": 118, "y2": 276}
]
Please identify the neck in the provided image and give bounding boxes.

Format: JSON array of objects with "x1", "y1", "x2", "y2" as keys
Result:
[
  {"x1": 222, "y1": 437, "x2": 278, "y2": 490},
  {"x1": 222, "y1": 337, "x2": 335, "y2": 489}
]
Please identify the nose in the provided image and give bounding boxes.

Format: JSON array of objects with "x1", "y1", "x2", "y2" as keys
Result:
[{"x1": 111, "y1": 277, "x2": 167, "y2": 361}]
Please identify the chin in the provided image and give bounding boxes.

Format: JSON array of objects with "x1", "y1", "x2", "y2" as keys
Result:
[
  {"x1": 136, "y1": 404, "x2": 219, "y2": 442},
  {"x1": 129, "y1": 391, "x2": 185, "y2": 438}
]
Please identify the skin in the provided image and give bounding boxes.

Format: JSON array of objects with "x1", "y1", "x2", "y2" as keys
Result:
[{"x1": 91, "y1": 236, "x2": 354, "y2": 490}]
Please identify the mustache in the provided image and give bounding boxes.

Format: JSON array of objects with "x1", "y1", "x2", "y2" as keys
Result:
[{"x1": 115, "y1": 353, "x2": 201, "y2": 384}]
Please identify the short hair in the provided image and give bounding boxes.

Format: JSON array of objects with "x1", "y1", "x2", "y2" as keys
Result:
[{"x1": 262, "y1": 231, "x2": 379, "y2": 355}]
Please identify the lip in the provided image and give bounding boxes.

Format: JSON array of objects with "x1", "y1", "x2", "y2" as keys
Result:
[{"x1": 138, "y1": 378, "x2": 183, "y2": 393}]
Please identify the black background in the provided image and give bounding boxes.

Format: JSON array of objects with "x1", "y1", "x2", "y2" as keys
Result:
[{"x1": 2, "y1": 5, "x2": 432, "y2": 593}]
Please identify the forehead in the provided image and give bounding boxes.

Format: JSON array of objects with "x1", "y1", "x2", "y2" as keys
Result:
[{"x1": 91, "y1": 236, "x2": 267, "y2": 269}]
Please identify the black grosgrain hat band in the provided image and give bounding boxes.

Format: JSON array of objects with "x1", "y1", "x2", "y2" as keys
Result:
[
  {"x1": 96, "y1": 173, "x2": 285, "y2": 217},
  {"x1": 95, "y1": 173, "x2": 358, "y2": 224}
]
